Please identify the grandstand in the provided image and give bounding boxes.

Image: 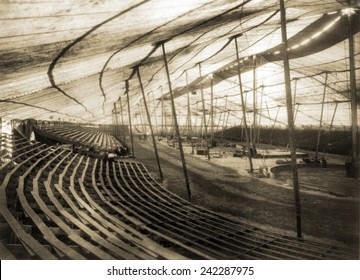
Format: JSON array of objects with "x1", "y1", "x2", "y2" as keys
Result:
[{"x1": 0, "y1": 0, "x2": 359, "y2": 260}]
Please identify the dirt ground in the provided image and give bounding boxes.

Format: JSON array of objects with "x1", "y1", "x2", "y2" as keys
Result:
[{"x1": 130, "y1": 137, "x2": 359, "y2": 252}]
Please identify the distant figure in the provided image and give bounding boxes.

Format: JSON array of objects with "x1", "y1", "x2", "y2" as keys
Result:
[
  {"x1": 321, "y1": 157, "x2": 327, "y2": 168},
  {"x1": 103, "y1": 150, "x2": 109, "y2": 160}
]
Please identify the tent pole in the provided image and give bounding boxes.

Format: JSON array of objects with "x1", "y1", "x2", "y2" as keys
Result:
[
  {"x1": 270, "y1": 106, "x2": 281, "y2": 145},
  {"x1": 136, "y1": 67, "x2": 163, "y2": 180},
  {"x1": 221, "y1": 96, "x2": 228, "y2": 144},
  {"x1": 113, "y1": 102, "x2": 119, "y2": 140},
  {"x1": 198, "y1": 63, "x2": 210, "y2": 160},
  {"x1": 293, "y1": 78, "x2": 298, "y2": 120},
  {"x1": 125, "y1": 80, "x2": 135, "y2": 157},
  {"x1": 280, "y1": 0, "x2": 302, "y2": 239},
  {"x1": 161, "y1": 42, "x2": 192, "y2": 202},
  {"x1": 347, "y1": 4, "x2": 359, "y2": 178},
  {"x1": 327, "y1": 101, "x2": 339, "y2": 153},
  {"x1": 234, "y1": 35, "x2": 253, "y2": 173},
  {"x1": 186, "y1": 71, "x2": 191, "y2": 137},
  {"x1": 151, "y1": 91, "x2": 159, "y2": 135},
  {"x1": 119, "y1": 96, "x2": 126, "y2": 144},
  {"x1": 210, "y1": 77, "x2": 214, "y2": 146},
  {"x1": 253, "y1": 60, "x2": 257, "y2": 145},
  {"x1": 186, "y1": 71, "x2": 194, "y2": 154},
  {"x1": 160, "y1": 86, "x2": 164, "y2": 136},
  {"x1": 315, "y1": 72, "x2": 328, "y2": 160},
  {"x1": 257, "y1": 85, "x2": 264, "y2": 143},
  {"x1": 294, "y1": 104, "x2": 300, "y2": 124}
]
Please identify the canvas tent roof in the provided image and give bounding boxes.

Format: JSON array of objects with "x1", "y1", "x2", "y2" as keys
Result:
[{"x1": 0, "y1": 0, "x2": 359, "y2": 128}]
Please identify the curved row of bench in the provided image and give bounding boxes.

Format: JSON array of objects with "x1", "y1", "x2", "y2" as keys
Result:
[
  {"x1": 33, "y1": 124, "x2": 122, "y2": 151},
  {"x1": 0, "y1": 132, "x2": 358, "y2": 259}
]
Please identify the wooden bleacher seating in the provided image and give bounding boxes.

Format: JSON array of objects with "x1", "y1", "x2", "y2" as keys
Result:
[{"x1": 0, "y1": 130, "x2": 357, "y2": 260}]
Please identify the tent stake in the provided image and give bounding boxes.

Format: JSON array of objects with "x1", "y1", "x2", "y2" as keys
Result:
[
  {"x1": 234, "y1": 36, "x2": 253, "y2": 173},
  {"x1": 161, "y1": 42, "x2": 192, "y2": 202},
  {"x1": 280, "y1": 0, "x2": 302, "y2": 239},
  {"x1": 136, "y1": 67, "x2": 163, "y2": 180}
]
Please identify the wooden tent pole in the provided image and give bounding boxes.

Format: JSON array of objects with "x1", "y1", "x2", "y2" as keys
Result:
[
  {"x1": 136, "y1": 67, "x2": 163, "y2": 180},
  {"x1": 185, "y1": 71, "x2": 195, "y2": 154},
  {"x1": 257, "y1": 85, "x2": 264, "y2": 143},
  {"x1": 315, "y1": 72, "x2": 328, "y2": 159},
  {"x1": 253, "y1": 59, "x2": 257, "y2": 145},
  {"x1": 185, "y1": 71, "x2": 192, "y2": 138},
  {"x1": 234, "y1": 35, "x2": 253, "y2": 173},
  {"x1": 270, "y1": 106, "x2": 280, "y2": 144},
  {"x1": 293, "y1": 78, "x2": 298, "y2": 120},
  {"x1": 210, "y1": 77, "x2": 214, "y2": 146},
  {"x1": 198, "y1": 63, "x2": 210, "y2": 160},
  {"x1": 160, "y1": 86, "x2": 165, "y2": 136},
  {"x1": 151, "y1": 91, "x2": 159, "y2": 135},
  {"x1": 347, "y1": 4, "x2": 359, "y2": 178},
  {"x1": 125, "y1": 80, "x2": 135, "y2": 157},
  {"x1": 280, "y1": 0, "x2": 302, "y2": 239},
  {"x1": 161, "y1": 42, "x2": 192, "y2": 202},
  {"x1": 113, "y1": 102, "x2": 119, "y2": 139},
  {"x1": 221, "y1": 96, "x2": 228, "y2": 144},
  {"x1": 119, "y1": 96, "x2": 126, "y2": 144},
  {"x1": 327, "y1": 101, "x2": 339, "y2": 153}
]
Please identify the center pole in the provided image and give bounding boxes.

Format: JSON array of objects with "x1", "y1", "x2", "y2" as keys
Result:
[
  {"x1": 136, "y1": 67, "x2": 163, "y2": 180},
  {"x1": 233, "y1": 35, "x2": 253, "y2": 173},
  {"x1": 125, "y1": 80, "x2": 135, "y2": 157},
  {"x1": 119, "y1": 96, "x2": 126, "y2": 145},
  {"x1": 280, "y1": 0, "x2": 302, "y2": 239},
  {"x1": 160, "y1": 42, "x2": 192, "y2": 202},
  {"x1": 315, "y1": 72, "x2": 328, "y2": 159}
]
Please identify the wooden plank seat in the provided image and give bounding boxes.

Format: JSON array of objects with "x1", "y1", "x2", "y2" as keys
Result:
[
  {"x1": 77, "y1": 158, "x2": 182, "y2": 259},
  {"x1": 130, "y1": 161, "x2": 358, "y2": 259},
  {"x1": 130, "y1": 163, "x2": 333, "y2": 259},
  {"x1": 35, "y1": 125, "x2": 123, "y2": 151},
  {"x1": 105, "y1": 168, "x2": 238, "y2": 259},
  {"x1": 75, "y1": 159, "x2": 189, "y2": 260},
  {"x1": 29, "y1": 149, "x2": 87, "y2": 259},
  {"x1": 16, "y1": 147, "x2": 87, "y2": 259},
  {"x1": 55, "y1": 156, "x2": 171, "y2": 259},
  {"x1": 111, "y1": 162, "x2": 356, "y2": 258},
  {"x1": 0, "y1": 143, "x2": 57, "y2": 259},
  {"x1": 54, "y1": 155, "x2": 117, "y2": 259},
  {"x1": 3, "y1": 134, "x2": 356, "y2": 260},
  {"x1": 0, "y1": 241, "x2": 17, "y2": 260},
  {"x1": 66, "y1": 157, "x2": 148, "y2": 259},
  {"x1": 96, "y1": 161, "x2": 217, "y2": 259},
  {"x1": 65, "y1": 155, "x2": 158, "y2": 259}
]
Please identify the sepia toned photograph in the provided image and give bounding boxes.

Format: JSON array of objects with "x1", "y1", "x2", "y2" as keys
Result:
[{"x1": 0, "y1": 0, "x2": 359, "y2": 262}]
